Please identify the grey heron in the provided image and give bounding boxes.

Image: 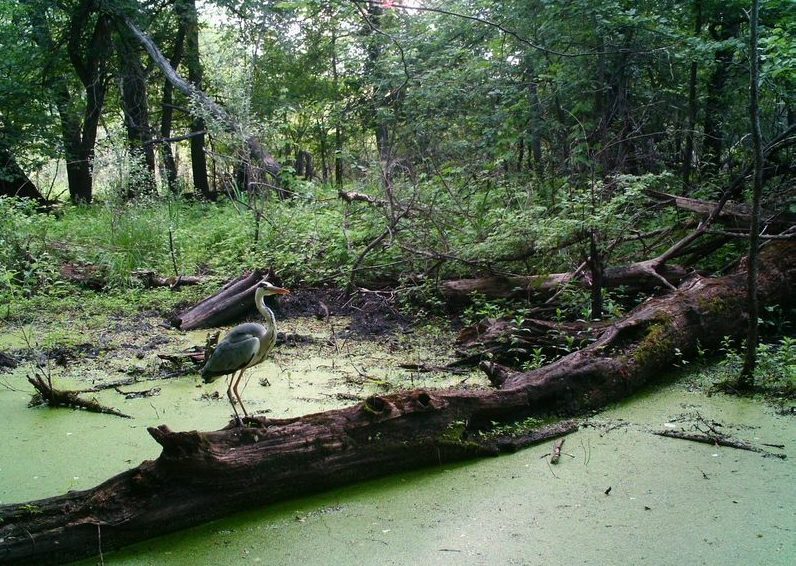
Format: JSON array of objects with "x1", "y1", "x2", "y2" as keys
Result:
[{"x1": 200, "y1": 280, "x2": 289, "y2": 423}]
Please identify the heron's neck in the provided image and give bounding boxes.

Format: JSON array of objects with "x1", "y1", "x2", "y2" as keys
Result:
[{"x1": 255, "y1": 290, "x2": 277, "y2": 330}]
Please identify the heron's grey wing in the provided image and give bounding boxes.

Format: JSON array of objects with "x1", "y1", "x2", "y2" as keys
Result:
[{"x1": 201, "y1": 331, "x2": 261, "y2": 378}]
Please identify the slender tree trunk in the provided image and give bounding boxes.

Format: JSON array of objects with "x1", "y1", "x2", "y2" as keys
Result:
[
  {"x1": 589, "y1": 231, "x2": 603, "y2": 320},
  {"x1": 59, "y1": 3, "x2": 112, "y2": 203},
  {"x1": 365, "y1": 4, "x2": 391, "y2": 168},
  {"x1": 529, "y1": 77, "x2": 543, "y2": 173},
  {"x1": 702, "y1": 19, "x2": 738, "y2": 175},
  {"x1": 331, "y1": 25, "x2": 344, "y2": 188},
  {"x1": 178, "y1": 0, "x2": 212, "y2": 200},
  {"x1": 739, "y1": 0, "x2": 763, "y2": 387},
  {"x1": 681, "y1": 0, "x2": 702, "y2": 190},
  {"x1": 159, "y1": 18, "x2": 187, "y2": 194}
]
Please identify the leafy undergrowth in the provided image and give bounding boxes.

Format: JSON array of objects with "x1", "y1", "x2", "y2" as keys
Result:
[{"x1": 679, "y1": 336, "x2": 796, "y2": 409}]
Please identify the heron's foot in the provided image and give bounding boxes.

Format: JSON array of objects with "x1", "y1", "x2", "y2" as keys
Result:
[{"x1": 241, "y1": 415, "x2": 266, "y2": 427}]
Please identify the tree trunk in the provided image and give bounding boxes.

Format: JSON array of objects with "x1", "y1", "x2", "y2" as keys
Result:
[
  {"x1": 159, "y1": 14, "x2": 187, "y2": 194},
  {"x1": 65, "y1": 4, "x2": 112, "y2": 204},
  {"x1": 681, "y1": 0, "x2": 702, "y2": 190},
  {"x1": 0, "y1": 243, "x2": 792, "y2": 564},
  {"x1": 121, "y1": 11, "x2": 281, "y2": 194},
  {"x1": 739, "y1": 0, "x2": 764, "y2": 386},
  {"x1": 177, "y1": 0, "x2": 212, "y2": 200},
  {"x1": 0, "y1": 145, "x2": 48, "y2": 205},
  {"x1": 589, "y1": 231, "x2": 603, "y2": 320},
  {"x1": 331, "y1": 25, "x2": 344, "y2": 188},
  {"x1": 702, "y1": 18, "x2": 739, "y2": 174},
  {"x1": 116, "y1": 30, "x2": 156, "y2": 196}
]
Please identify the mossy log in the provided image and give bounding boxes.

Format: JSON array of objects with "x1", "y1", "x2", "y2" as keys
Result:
[{"x1": 0, "y1": 243, "x2": 793, "y2": 564}]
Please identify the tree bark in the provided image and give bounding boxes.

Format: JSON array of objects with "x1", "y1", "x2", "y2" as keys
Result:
[
  {"x1": 702, "y1": 13, "x2": 740, "y2": 174},
  {"x1": 681, "y1": 0, "x2": 702, "y2": 190},
  {"x1": 176, "y1": 0, "x2": 212, "y2": 200},
  {"x1": 0, "y1": 243, "x2": 792, "y2": 564},
  {"x1": 158, "y1": 12, "x2": 187, "y2": 194}
]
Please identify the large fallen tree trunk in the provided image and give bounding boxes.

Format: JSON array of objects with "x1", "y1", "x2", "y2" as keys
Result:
[{"x1": 0, "y1": 243, "x2": 793, "y2": 564}]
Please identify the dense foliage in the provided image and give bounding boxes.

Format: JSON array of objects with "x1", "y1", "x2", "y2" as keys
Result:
[{"x1": 0, "y1": 2, "x2": 792, "y2": 339}]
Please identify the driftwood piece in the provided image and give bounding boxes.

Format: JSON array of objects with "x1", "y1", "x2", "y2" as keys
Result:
[
  {"x1": 0, "y1": 243, "x2": 793, "y2": 564},
  {"x1": 27, "y1": 374, "x2": 132, "y2": 419},
  {"x1": 654, "y1": 430, "x2": 786, "y2": 459},
  {"x1": 173, "y1": 269, "x2": 271, "y2": 330}
]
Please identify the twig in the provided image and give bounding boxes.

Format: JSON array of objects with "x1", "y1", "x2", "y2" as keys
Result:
[
  {"x1": 27, "y1": 374, "x2": 132, "y2": 419},
  {"x1": 654, "y1": 430, "x2": 785, "y2": 459}
]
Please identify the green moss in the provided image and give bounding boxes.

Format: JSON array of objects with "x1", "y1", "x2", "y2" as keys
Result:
[
  {"x1": 633, "y1": 321, "x2": 676, "y2": 367},
  {"x1": 697, "y1": 295, "x2": 739, "y2": 318}
]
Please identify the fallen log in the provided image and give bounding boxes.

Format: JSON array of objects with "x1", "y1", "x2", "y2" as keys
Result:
[
  {"x1": 172, "y1": 269, "x2": 275, "y2": 330},
  {"x1": 0, "y1": 243, "x2": 792, "y2": 564},
  {"x1": 440, "y1": 261, "x2": 688, "y2": 301},
  {"x1": 131, "y1": 270, "x2": 204, "y2": 289},
  {"x1": 646, "y1": 190, "x2": 796, "y2": 231}
]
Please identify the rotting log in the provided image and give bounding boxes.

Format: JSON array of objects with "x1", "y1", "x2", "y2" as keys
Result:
[
  {"x1": 0, "y1": 243, "x2": 793, "y2": 564},
  {"x1": 440, "y1": 261, "x2": 688, "y2": 302},
  {"x1": 173, "y1": 269, "x2": 274, "y2": 330},
  {"x1": 131, "y1": 270, "x2": 204, "y2": 289},
  {"x1": 646, "y1": 190, "x2": 795, "y2": 231}
]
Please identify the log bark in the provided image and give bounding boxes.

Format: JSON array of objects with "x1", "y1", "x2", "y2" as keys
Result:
[
  {"x1": 0, "y1": 243, "x2": 793, "y2": 564},
  {"x1": 172, "y1": 269, "x2": 273, "y2": 330}
]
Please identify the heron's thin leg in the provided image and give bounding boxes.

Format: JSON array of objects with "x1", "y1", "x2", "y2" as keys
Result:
[
  {"x1": 233, "y1": 369, "x2": 249, "y2": 417},
  {"x1": 226, "y1": 370, "x2": 242, "y2": 423}
]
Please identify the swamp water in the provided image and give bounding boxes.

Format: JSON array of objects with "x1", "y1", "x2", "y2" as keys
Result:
[{"x1": 0, "y1": 316, "x2": 793, "y2": 565}]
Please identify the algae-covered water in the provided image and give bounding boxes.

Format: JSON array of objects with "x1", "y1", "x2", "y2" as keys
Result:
[{"x1": 1, "y1": 317, "x2": 794, "y2": 565}]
